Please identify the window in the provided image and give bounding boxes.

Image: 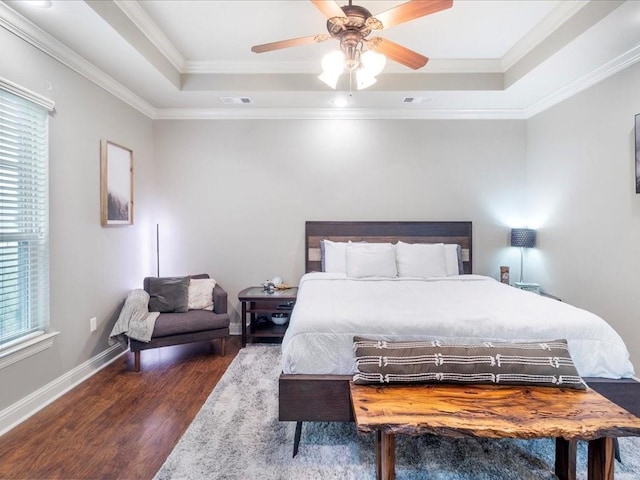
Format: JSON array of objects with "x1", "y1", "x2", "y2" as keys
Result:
[{"x1": 0, "y1": 79, "x2": 53, "y2": 350}]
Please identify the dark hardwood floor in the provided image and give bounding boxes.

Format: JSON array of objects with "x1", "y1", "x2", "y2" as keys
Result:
[{"x1": 0, "y1": 336, "x2": 241, "y2": 480}]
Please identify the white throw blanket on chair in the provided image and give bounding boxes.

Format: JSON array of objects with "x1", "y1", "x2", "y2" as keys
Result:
[{"x1": 109, "y1": 289, "x2": 160, "y2": 348}]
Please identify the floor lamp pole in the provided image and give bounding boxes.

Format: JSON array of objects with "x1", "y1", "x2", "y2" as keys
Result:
[
  {"x1": 519, "y1": 247, "x2": 524, "y2": 283},
  {"x1": 156, "y1": 223, "x2": 160, "y2": 278}
]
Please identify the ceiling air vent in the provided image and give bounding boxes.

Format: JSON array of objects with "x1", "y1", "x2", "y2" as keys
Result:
[
  {"x1": 402, "y1": 97, "x2": 424, "y2": 104},
  {"x1": 219, "y1": 96, "x2": 253, "y2": 105}
]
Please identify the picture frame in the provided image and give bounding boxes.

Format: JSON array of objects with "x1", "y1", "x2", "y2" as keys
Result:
[
  {"x1": 636, "y1": 114, "x2": 640, "y2": 194},
  {"x1": 500, "y1": 266, "x2": 509, "y2": 284},
  {"x1": 100, "y1": 140, "x2": 133, "y2": 226}
]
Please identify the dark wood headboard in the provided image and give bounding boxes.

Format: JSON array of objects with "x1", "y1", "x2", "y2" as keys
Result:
[{"x1": 305, "y1": 221, "x2": 472, "y2": 274}]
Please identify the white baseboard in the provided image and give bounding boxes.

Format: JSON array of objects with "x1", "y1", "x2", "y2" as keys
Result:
[{"x1": 0, "y1": 344, "x2": 126, "y2": 437}]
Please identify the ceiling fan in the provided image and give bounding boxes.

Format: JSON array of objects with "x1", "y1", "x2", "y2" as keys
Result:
[{"x1": 251, "y1": 0, "x2": 453, "y2": 77}]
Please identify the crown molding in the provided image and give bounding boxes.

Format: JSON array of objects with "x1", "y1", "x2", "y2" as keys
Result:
[
  {"x1": 0, "y1": 74, "x2": 55, "y2": 111},
  {"x1": 525, "y1": 42, "x2": 640, "y2": 118},
  {"x1": 0, "y1": 2, "x2": 156, "y2": 118},
  {"x1": 184, "y1": 60, "x2": 320, "y2": 74},
  {"x1": 183, "y1": 58, "x2": 503, "y2": 75},
  {"x1": 153, "y1": 107, "x2": 526, "y2": 121},
  {"x1": 502, "y1": 1, "x2": 588, "y2": 71},
  {"x1": 426, "y1": 59, "x2": 503, "y2": 73},
  {"x1": 114, "y1": 0, "x2": 185, "y2": 72},
  {"x1": 159, "y1": 37, "x2": 640, "y2": 122}
]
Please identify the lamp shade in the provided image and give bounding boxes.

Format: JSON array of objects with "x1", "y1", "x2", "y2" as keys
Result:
[
  {"x1": 318, "y1": 71, "x2": 340, "y2": 89},
  {"x1": 361, "y1": 50, "x2": 386, "y2": 77},
  {"x1": 510, "y1": 228, "x2": 536, "y2": 248},
  {"x1": 321, "y1": 50, "x2": 345, "y2": 75},
  {"x1": 356, "y1": 70, "x2": 377, "y2": 90}
]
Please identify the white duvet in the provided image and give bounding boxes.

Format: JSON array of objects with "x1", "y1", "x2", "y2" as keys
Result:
[{"x1": 281, "y1": 273, "x2": 635, "y2": 378}]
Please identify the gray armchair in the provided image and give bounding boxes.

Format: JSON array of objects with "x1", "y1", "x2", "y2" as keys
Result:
[{"x1": 129, "y1": 274, "x2": 230, "y2": 372}]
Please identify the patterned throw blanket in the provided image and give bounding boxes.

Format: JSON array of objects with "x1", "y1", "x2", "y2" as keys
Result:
[{"x1": 109, "y1": 289, "x2": 160, "y2": 348}]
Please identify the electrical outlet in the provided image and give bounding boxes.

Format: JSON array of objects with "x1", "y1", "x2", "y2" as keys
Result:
[{"x1": 90, "y1": 317, "x2": 97, "y2": 332}]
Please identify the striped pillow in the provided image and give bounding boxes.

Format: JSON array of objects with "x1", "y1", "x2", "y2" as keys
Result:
[{"x1": 353, "y1": 337, "x2": 586, "y2": 389}]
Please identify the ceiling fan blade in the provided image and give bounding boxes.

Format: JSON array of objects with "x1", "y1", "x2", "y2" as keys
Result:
[
  {"x1": 251, "y1": 34, "x2": 329, "y2": 53},
  {"x1": 310, "y1": 0, "x2": 347, "y2": 20},
  {"x1": 372, "y1": 0, "x2": 452, "y2": 30},
  {"x1": 368, "y1": 37, "x2": 428, "y2": 70}
]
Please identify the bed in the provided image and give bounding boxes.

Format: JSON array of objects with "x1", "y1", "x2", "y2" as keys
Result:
[{"x1": 278, "y1": 221, "x2": 640, "y2": 429}]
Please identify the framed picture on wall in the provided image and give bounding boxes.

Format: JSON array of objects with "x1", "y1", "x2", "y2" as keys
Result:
[
  {"x1": 636, "y1": 114, "x2": 640, "y2": 194},
  {"x1": 100, "y1": 140, "x2": 133, "y2": 226}
]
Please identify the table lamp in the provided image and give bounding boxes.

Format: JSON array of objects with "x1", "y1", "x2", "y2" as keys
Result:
[{"x1": 510, "y1": 228, "x2": 536, "y2": 285}]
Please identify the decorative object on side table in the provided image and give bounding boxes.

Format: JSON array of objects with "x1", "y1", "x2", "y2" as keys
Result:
[
  {"x1": 271, "y1": 312, "x2": 289, "y2": 325},
  {"x1": 239, "y1": 285, "x2": 297, "y2": 347},
  {"x1": 261, "y1": 281, "x2": 276, "y2": 294},
  {"x1": 261, "y1": 276, "x2": 293, "y2": 294},
  {"x1": 500, "y1": 266, "x2": 509, "y2": 284}
]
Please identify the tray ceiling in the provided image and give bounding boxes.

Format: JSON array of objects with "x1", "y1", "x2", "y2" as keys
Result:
[{"x1": 2, "y1": 0, "x2": 639, "y2": 119}]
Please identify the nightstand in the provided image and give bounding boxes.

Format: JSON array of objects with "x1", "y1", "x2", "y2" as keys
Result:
[
  {"x1": 540, "y1": 290, "x2": 562, "y2": 301},
  {"x1": 514, "y1": 282, "x2": 540, "y2": 294},
  {"x1": 238, "y1": 286, "x2": 298, "y2": 347},
  {"x1": 513, "y1": 283, "x2": 561, "y2": 301}
]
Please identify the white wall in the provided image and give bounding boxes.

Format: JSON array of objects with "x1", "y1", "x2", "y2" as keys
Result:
[
  {"x1": 0, "y1": 27, "x2": 155, "y2": 413},
  {"x1": 527, "y1": 61, "x2": 640, "y2": 369},
  {"x1": 153, "y1": 119, "x2": 528, "y2": 328}
]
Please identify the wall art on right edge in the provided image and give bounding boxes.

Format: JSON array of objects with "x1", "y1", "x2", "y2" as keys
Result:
[{"x1": 636, "y1": 114, "x2": 640, "y2": 194}]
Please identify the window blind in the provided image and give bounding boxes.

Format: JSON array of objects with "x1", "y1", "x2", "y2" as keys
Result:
[{"x1": 0, "y1": 86, "x2": 50, "y2": 347}]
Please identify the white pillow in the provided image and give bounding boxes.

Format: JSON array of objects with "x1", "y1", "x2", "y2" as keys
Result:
[
  {"x1": 188, "y1": 278, "x2": 216, "y2": 311},
  {"x1": 346, "y1": 243, "x2": 398, "y2": 278},
  {"x1": 444, "y1": 244, "x2": 462, "y2": 276},
  {"x1": 322, "y1": 239, "x2": 349, "y2": 273},
  {"x1": 395, "y1": 242, "x2": 448, "y2": 278}
]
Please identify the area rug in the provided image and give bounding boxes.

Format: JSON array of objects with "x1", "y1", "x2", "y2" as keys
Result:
[{"x1": 155, "y1": 345, "x2": 640, "y2": 480}]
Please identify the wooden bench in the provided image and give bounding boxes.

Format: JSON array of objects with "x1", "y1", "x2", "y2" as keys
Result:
[{"x1": 350, "y1": 382, "x2": 640, "y2": 480}]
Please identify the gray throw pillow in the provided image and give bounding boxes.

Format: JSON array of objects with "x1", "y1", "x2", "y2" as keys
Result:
[
  {"x1": 353, "y1": 337, "x2": 586, "y2": 389},
  {"x1": 148, "y1": 276, "x2": 189, "y2": 313}
]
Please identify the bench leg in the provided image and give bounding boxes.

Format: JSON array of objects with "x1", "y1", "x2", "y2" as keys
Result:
[
  {"x1": 376, "y1": 431, "x2": 395, "y2": 480},
  {"x1": 555, "y1": 438, "x2": 577, "y2": 480},
  {"x1": 221, "y1": 337, "x2": 226, "y2": 356},
  {"x1": 134, "y1": 351, "x2": 140, "y2": 372},
  {"x1": 588, "y1": 437, "x2": 615, "y2": 480},
  {"x1": 293, "y1": 421, "x2": 302, "y2": 457}
]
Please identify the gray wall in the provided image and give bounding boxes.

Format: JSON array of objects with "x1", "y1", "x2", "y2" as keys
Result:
[
  {"x1": 152, "y1": 119, "x2": 527, "y2": 327},
  {"x1": 0, "y1": 27, "x2": 155, "y2": 412},
  {"x1": 527, "y1": 60, "x2": 640, "y2": 370}
]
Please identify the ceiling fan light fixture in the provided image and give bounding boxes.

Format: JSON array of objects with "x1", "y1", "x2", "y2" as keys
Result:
[
  {"x1": 321, "y1": 50, "x2": 345, "y2": 76},
  {"x1": 252, "y1": 0, "x2": 451, "y2": 90},
  {"x1": 318, "y1": 71, "x2": 340, "y2": 89},
  {"x1": 361, "y1": 50, "x2": 386, "y2": 77},
  {"x1": 356, "y1": 70, "x2": 377, "y2": 90}
]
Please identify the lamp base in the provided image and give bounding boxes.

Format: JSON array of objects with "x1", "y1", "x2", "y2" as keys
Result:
[{"x1": 514, "y1": 282, "x2": 540, "y2": 294}]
